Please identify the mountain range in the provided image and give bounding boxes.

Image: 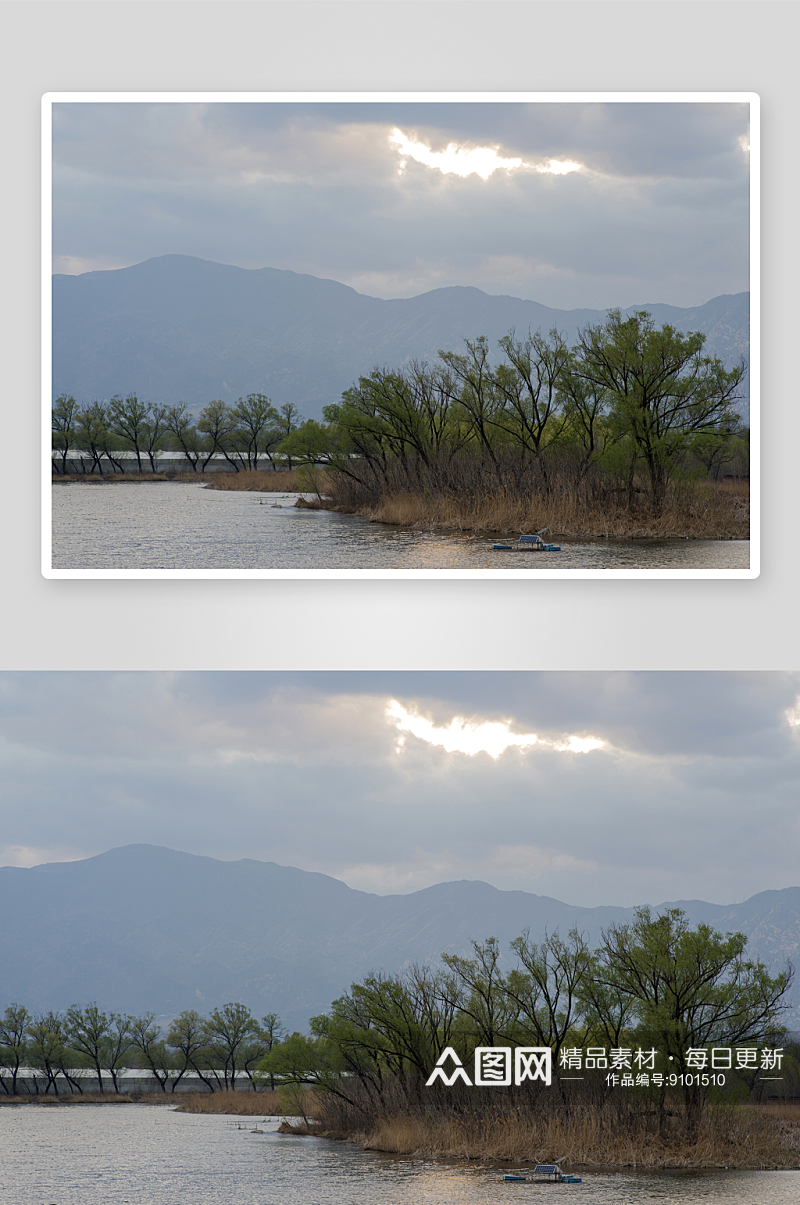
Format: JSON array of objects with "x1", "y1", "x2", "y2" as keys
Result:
[
  {"x1": 1, "y1": 845, "x2": 793, "y2": 1032},
  {"x1": 52, "y1": 256, "x2": 751, "y2": 425}
]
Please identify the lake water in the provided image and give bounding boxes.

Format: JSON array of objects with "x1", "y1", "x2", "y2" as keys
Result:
[
  {"x1": 50, "y1": 483, "x2": 750, "y2": 574},
  {"x1": 1, "y1": 1105, "x2": 796, "y2": 1205}
]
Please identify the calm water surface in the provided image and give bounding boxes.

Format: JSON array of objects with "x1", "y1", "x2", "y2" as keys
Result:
[
  {"x1": 51, "y1": 483, "x2": 750, "y2": 572},
  {"x1": 0, "y1": 1106, "x2": 796, "y2": 1205}
]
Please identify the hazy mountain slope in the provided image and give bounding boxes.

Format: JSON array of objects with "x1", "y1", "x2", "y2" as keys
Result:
[
  {"x1": 1, "y1": 846, "x2": 791, "y2": 1030},
  {"x1": 52, "y1": 256, "x2": 751, "y2": 424}
]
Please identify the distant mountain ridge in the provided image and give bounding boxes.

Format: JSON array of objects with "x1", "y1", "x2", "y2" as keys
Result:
[
  {"x1": 52, "y1": 256, "x2": 751, "y2": 424},
  {"x1": 1, "y1": 845, "x2": 791, "y2": 1031}
]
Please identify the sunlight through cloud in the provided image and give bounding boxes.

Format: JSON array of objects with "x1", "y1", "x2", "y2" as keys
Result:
[
  {"x1": 390, "y1": 129, "x2": 524, "y2": 179},
  {"x1": 387, "y1": 701, "x2": 604, "y2": 759},
  {"x1": 389, "y1": 129, "x2": 583, "y2": 182},
  {"x1": 537, "y1": 159, "x2": 582, "y2": 175}
]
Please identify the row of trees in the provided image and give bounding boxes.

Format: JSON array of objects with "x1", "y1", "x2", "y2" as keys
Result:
[
  {"x1": 52, "y1": 313, "x2": 748, "y2": 516},
  {"x1": 52, "y1": 393, "x2": 303, "y2": 475},
  {"x1": 281, "y1": 311, "x2": 749, "y2": 515},
  {"x1": 0, "y1": 1002, "x2": 284, "y2": 1096},
  {"x1": 261, "y1": 909, "x2": 793, "y2": 1141}
]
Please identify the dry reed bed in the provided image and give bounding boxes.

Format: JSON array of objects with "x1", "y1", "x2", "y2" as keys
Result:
[
  {"x1": 172, "y1": 1089, "x2": 284, "y2": 1114},
  {"x1": 286, "y1": 1105, "x2": 798, "y2": 1169},
  {"x1": 351, "y1": 482, "x2": 749, "y2": 541},
  {"x1": 201, "y1": 469, "x2": 300, "y2": 492}
]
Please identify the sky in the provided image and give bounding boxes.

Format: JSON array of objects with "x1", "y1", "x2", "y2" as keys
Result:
[
  {"x1": 2, "y1": 671, "x2": 797, "y2": 909},
  {"x1": 51, "y1": 98, "x2": 751, "y2": 311}
]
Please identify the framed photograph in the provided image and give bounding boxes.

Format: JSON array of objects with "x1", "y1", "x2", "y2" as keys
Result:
[{"x1": 43, "y1": 93, "x2": 758, "y2": 579}]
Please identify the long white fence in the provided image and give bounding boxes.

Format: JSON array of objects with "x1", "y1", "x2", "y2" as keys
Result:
[{"x1": 51, "y1": 451, "x2": 292, "y2": 474}]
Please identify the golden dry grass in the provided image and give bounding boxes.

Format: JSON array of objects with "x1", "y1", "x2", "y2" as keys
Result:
[
  {"x1": 171, "y1": 1089, "x2": 285, "y2": 1114},
  {"x1": 350, "y1": 480, "x2": 749, "y2": 541},
  {"x1": 305, "y1": 1104, "x2": 798, "y2": 1169},
  {"x1": 201, "y1": 469, "x2": 301, "y2": 492}
]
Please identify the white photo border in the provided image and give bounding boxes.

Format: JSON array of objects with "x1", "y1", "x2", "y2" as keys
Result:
[{"x1": 42, "y1": 91, "x2": 759, "y2": 581}]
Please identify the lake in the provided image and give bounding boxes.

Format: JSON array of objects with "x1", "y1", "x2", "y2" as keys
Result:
[
  {"x1": 49, "y1": 483, "x2": 751, "y2": 576},
  {"x1": 1, "y1": 1105, "x2": 796, "y2": 1205}
]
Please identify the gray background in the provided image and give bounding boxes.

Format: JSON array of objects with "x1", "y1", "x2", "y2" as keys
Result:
[{"x1": 3, "y1": 1, "x2": 796, "y2": 669}]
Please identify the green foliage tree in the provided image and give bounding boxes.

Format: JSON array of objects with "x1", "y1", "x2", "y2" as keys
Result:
[
  {"x1": 107, "y1": 393, "x2": 151, "y2": 472},
  {"x1": 505, "y1": 928, "x2": 592, "y2": 1072},
  {"x1": 304, "y1": 967, "x2": 460, "y2": 1113},
  {"x1": 129, "y1": 1013, "x2": 176, "y2": 1092},
  {"x1": 165, "y1": 404, "x2": 203, "y2": 471},
  {"x1": 75, "y1": 403, "x2": 115, "y2": 475},
  {"x1": 52, "y1": 395, "x2": 79, "y2": 475},
  {"x1": 574, "y1": 310, "x2": 747, "y2": 512},
  {"x1": 167, "y1": 1009, "x2": 217, "y2": 1092},
  {"x1": 141, "y1": 404, "x2": 170, "y2": 472},
  {"x1": 589, "y1": 907, "x2": 793, "y2": 1139},
  {"x1": 437, "y1": 336, "x2": 504, "y2": 468},
  {"x1": 198, "y1": 400, "x2": 239, "y2": 471},
  {"x1": 203, "y1": 1003, "x2": 260, "y2": 1089},
  {"x1": 0, "y1": 1004, "x2": 30, "y2": 1094},
  {"x1": 274, "y1": 402, "x2": 304, "y2": 467},
  {"x1": 257, "y1": 1029, "x2": 350, "y2": 1114},
  {"x1": 25, "y1": 1011, "x2": 74, "y2": 1095},
  {"x1": 230, "y1": 394, "x2": 280, "y2": 469},
  {"x1": 248, "y1": 1013, "x2": 286, "y2": 1090},
  {"x1": 492, "y1": 329, "x2": 572, "y2": 462},
  {"x1": 441, "y1": 937, "x2": 520, "y2": 1050},
  {"x1": 65, "y1": 1003, "x2": 133, "y2": 1094}
]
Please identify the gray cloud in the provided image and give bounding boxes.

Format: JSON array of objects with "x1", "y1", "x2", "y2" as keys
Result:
[
  {"x1": 51, "y1": 100, "x2": 750, "y2": 309},
  {"x1": 0, "y1": 673, "x2": 796, "y2": 908}
]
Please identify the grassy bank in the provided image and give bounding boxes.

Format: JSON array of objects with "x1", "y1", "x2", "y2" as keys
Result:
[
  {"x1": 280, "y1": 1091, "x2": 799, "y2": 1170},
  {"x1": 329, "y1": 478, "x2": 749, "y2": 541},
  {"x1": 53, "y1": 471, "x2": 180, "y2": 483},
  {"x1": 0, "y1": 1088, "x2": 290, "y2": 1112},
  {"x1": 53, "y1": 466, "x2": 748, "y2": 540}
]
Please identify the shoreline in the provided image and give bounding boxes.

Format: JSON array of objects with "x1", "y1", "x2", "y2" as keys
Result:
[
  {"x1": 275, "y1": 1107, "x2": 800, "y2": 1171},
  {"x1": 52, "y1": 469, "x2": 300, "y2": 492},
  {"x1": 190, "y1": 470, "x2": 751, "y2": 542},
  {"x1": 4, "y1": 1091, "x2": 796, "y2": 1168},
  {"x1": 51, "y1": 470, "x2": 750, "y2": 542}
]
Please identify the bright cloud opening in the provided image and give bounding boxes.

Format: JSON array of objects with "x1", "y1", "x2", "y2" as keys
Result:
[
  {"x1": 389, "y1": 129, "x2": 583, "y2": 181},
  {"x1": 538, "y1": 158, "x2": 582, "y2": 176},
  {"x1": 387, "y1": 701, "x2": 604, "y2": 759},
  {"x1": 554, "y1": 735, "x2": 606, "y2": 753},
  {"x1": 390, "y1": 128, "x2": 524, "y2": 180},
  {"x1": 787, "y1": 698, "x2": 800, "y2": 728}
]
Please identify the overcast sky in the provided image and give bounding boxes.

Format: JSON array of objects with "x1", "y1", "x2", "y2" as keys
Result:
[
  {"x1": 2, "y1": 671, "x2": 796, "y2": 909},
  {"x1": 51, "y1": 98, "x2": 751, "y2": 311}
]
